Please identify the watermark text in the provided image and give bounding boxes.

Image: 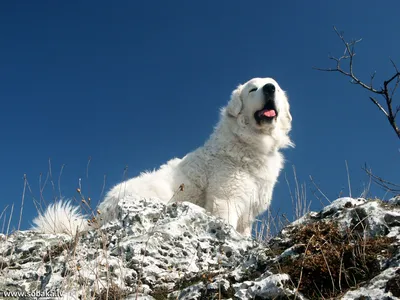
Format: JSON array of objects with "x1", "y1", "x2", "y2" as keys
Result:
[{"x1": 1, "y1": 289, "x2": 63, "y2": 298}]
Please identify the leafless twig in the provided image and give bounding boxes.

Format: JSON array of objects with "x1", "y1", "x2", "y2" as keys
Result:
[
  {"x1": 314, "y1": 26, "x2": 400, "y2": 139},
  {"x1": 309, "y1": 175, "x2": 331, "y2": 205},
  {"x1": 362, "y1": 164, "x2": 400, "y2": 194}
]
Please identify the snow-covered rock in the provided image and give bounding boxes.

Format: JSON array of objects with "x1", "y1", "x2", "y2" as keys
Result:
[
  {"x1": 389, "y1": 195, "x2": 400, "y2": 206},
  {"x1": 0, "y1": 196, "x2": 399, "y2": 299}
]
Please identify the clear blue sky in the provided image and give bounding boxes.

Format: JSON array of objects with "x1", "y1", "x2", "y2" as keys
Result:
[{"x1": 1, "y1": 1, "x2": 398, "y2": 231}]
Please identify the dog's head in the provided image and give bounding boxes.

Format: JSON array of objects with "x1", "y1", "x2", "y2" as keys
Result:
[{"x1": 225, "y1": 77, "x2": 293, "y2": 148}]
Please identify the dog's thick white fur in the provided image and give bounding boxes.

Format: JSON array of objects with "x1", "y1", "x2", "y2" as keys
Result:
[{"x1": 33, "y1": 77, "x2": 293, "y2": 236}]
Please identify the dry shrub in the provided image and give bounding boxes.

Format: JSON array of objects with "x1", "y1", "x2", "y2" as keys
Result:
[{"x1": 277, "y1": 221, "x2": 395, "y2": 299}]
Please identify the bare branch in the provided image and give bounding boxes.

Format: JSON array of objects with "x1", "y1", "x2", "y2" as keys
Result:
[
  {"x1": 313, "y1": 67, "x2": 341, "y2": 72},
  {"x1": 390, "y1": 58, "x2": 399, "y2": 73},
  {"x1": 383, "y1": 71, "x2": 400, "y2": 90},
  {"x1": 369, "y1": 97, "x2": 388, "y2": 117},
  {"x1": 391, "y1": 76, "x2": 400, "y2": 100},
  {"x1": 315, "y1": 26, "x2": 400, "y2": 139},
  {"x1": 395, "y1": 106, "x2": 400, "y2": 119},
  {"x1": 370, "y1": 71, "x2": 376, "y2": 89},
  {"x1": 362, "y1": 165, "x2": 400, "y2": 194}
]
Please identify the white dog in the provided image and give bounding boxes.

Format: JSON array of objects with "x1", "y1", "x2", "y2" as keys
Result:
[{"x1": 33, "y1": 77, "x2": 293, "y2": 236}]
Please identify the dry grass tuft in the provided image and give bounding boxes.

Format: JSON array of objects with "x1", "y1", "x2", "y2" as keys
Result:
[
  {"x1": 94, "y1": 283, "x2": 127, "y2": 300},
  {"x1": 276, "y1": 221, "x2": 395, "y2": 299}
]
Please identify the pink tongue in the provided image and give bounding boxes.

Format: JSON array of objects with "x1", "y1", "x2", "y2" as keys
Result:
[{"x1": 263, "y1": 109, "x2": 276, "y2": 117}]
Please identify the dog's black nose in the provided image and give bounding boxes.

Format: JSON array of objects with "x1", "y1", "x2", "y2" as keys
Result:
[{"x1": 262, "y1": 83, "x2": 275, "y2": 96}]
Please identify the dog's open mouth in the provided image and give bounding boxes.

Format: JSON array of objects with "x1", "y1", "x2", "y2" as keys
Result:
[{"x1": 254, "y1": 99, "x2": 277, "y2": 124}]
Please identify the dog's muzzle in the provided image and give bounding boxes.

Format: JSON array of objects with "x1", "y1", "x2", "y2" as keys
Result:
[{"x1": 254, "y1": 83, "x2": 278, "y2": 124}]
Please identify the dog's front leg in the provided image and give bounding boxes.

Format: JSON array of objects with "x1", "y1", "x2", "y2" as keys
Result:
[{"x1": 204, "y1": 188, "x2": 249, "y2": 234}]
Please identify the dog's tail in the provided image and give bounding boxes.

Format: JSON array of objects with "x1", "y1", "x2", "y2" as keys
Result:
[{"x1": 32, "y1": 200, "x2": 88, "y2": 235}]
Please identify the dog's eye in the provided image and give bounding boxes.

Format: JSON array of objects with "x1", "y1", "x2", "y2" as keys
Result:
[{"x1": 249, "y1": 88, "x2": 258, "y2": 93}]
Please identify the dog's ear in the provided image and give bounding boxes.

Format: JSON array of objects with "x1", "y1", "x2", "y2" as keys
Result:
[
  {"x1": 279, "y1": 92, "x2": 294, "y2": 148},
  {"x1": 281, "y1": 102, "x2": 292, "y2": 133},
  {"x1": 284, "y1": 103, "x2": 292, "y2": 125},
  {"x1": 226, "y1": 84, "x2": 243, "y2": 117}
]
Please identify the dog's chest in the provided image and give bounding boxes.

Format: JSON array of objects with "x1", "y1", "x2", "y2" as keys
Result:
[
  {"x1": 241, "y1": 153, "x2": 281, "y2": 178},
  {"x1": 241, "y1": 154, "x2": 282, "y2": 197}
]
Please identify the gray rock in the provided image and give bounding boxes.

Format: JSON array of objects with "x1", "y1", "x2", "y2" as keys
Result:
[
  {"x1": 0, "y1": 196, "x2": 399, "y2": 299},
  {"x1": 389, "y1": 195, "x2": 400, "y2": 205}
]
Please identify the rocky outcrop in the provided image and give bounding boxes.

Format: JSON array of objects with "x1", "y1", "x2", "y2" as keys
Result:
[{"x1": 1, "y1": 196, "x2": 399, "y2": 299}]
